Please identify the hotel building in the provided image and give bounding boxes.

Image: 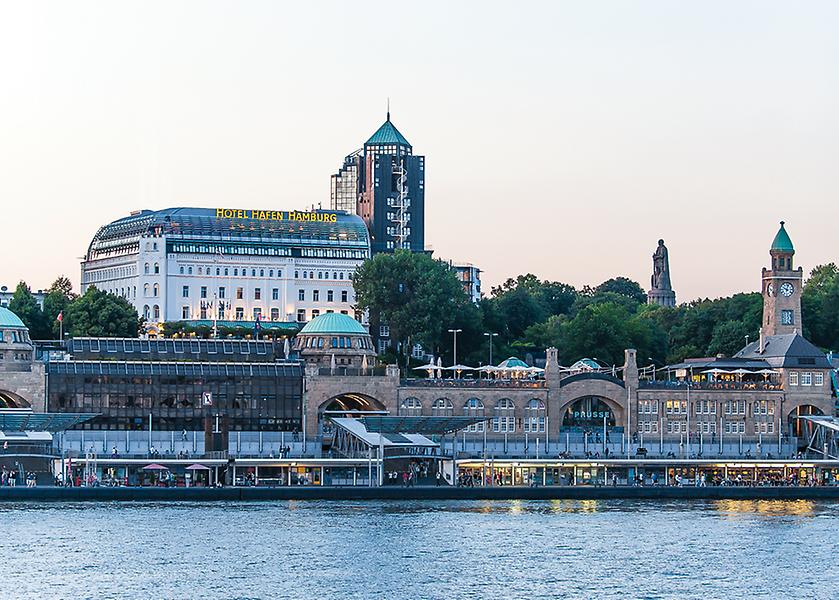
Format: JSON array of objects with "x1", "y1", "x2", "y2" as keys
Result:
[{"x1": 80, "y1": 207, "x2": 370, "y2": 331}]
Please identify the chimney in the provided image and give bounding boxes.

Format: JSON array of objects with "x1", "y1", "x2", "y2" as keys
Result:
[{"x1": 759, "y1": 330, "x2": 765, "y2": 354}]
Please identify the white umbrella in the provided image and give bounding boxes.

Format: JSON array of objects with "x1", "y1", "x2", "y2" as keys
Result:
[
  {"x1": 361, "y1": 354, "x2": 369, "y2": 374},
  {"x1": 477, "y1": 365, "x2": 499, "y2": 372},
  {"x1": 413, "y1": 363, "x2": 438, "y2": 371},
  {"x1": 442, "y1": 364, "x2": 474, "y2": 370},
  {"x1": 330, "y1": 353, "x2": 336, "y2": 374},
  {"x1": 283, "y1": 337, "x2": 291, "y2": 358},
  {"x1": 436, "y1": 356, "x2": 443, "y2": 379}
]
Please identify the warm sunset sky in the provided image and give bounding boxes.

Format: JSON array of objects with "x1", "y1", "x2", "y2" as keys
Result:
[{"x1": 1, "y1": 1, "x2": 837, "y2": 301}]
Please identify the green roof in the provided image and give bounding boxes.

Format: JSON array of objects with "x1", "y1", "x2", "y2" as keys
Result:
[
  {"x1": 770, "y1": 221, "x2": 795, "y2": 253},
  {"x1": 299, "y1": 313, "x2": 368, "y2": 336},
  {"x1": 497, "y1": 356, "x2": 529, "y2": 368},
  {"x1": 0, "y1": 306, "x2": 26, "y2": 328},
  {"x1": 365, "y1": 117, "x2": 411, "y2": 147}
]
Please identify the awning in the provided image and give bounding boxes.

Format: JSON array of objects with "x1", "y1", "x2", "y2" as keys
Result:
[
  {"x1": 359, "y1": 415, "x2": 491, "y2": 436},
  {"x1": 0, "y1": 410, "x2": 99, "y2": 432}
]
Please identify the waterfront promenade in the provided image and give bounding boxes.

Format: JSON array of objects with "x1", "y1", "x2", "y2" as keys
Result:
[{"x1": 2, "y1": 484, "x2": 839, "y2": 502}]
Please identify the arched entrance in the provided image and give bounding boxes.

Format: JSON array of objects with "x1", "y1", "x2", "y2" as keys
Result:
[
  {"x1": 0, "y1": 390, "x2": 31, "y2": 409},
  {"x1": 318, "y1": 393, "x2": 387, "y2": 440},
  {"x1": 788, "y1": 404, "x2": 824, "y2": 442},
  {"x1": 562, "y1": 396, "x2": 618, "y2": 429}
]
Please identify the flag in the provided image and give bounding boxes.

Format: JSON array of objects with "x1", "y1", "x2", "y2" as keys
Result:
[{"x1": 57, "y1": 311, "x2": 63, "y2": 323}]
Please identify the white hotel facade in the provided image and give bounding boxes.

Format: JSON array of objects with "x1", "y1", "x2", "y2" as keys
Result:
[{"x1": 81, "y1": 207, "x2": 369, "y2": 332}]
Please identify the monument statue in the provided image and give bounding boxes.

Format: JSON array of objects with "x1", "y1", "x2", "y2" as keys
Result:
[{"x1": 647, "y1": 239, "x2": 676, "y2": 307}]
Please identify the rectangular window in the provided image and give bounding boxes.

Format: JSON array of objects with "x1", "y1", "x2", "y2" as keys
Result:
[
  {"x1": 272, "y1": 288, "x2": 279, "y2": 301},
  {"x1": 788, "y1": 372, "x2": 798, "y2": 385},
  {"x1": 297, "y1": 309, "x2": 306, "y2": 322},
  {"x1": 182, "y1": 306, "x2": 190, "y2": 319},
  {"x1": 379, "y1": 325, "x2": 390, "y2": 337},
  {"x1": 236, "y1": 288, "x2": 244, "y2": 300},
  {"x1": 801, "y1": 372, "x2": 812, "y2": 386},
  {"x1": 781, "y1": 309, "x2": 794, "y2": 325},
  {"x1": 814, "y1": 372, "x2": 824, "y2": 386},
  {"x1": 327, "y1": 290, "x2": 334, "y2": 302},
  {"x1": 298, "y1": 289, "x2": 305, "y2": 301},
  {"x1": 200, "y1": 286, "x2": 207, "y2": 299},
  {"x1": 313, "y1": 290, "x2": 320, "y2": 302},
  {"x1": 270, "y1": 307, "x2": 279, "y2": 320},
  {"x1": 235, "y1": 307, "x2": 244, "y2": 320},
  {"x1": 254, "y1": 288, "x2": 261, "y2": 300},
  {"x1": 341, "y1": 290, "x2": 348, "y2": 303},
  {"x1": 218, "y1": 287, "x2": 225, "y2": 299},
  {"x1": 182, "y1": 286, "x2": 189, "y2": 298},
  {"x1": 253, "y1": 307, "x2": 262, "y2": 320}
]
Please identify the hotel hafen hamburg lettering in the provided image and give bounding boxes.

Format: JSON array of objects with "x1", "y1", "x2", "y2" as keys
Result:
[
  {"x1": 80, "y1": 206, "x2": 370, "y2": 329},
  {"x1": 215, "y1": 208, "x2": 338, "y2": 223}
]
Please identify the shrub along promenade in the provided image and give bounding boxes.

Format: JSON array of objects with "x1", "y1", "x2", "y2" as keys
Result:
[{"x1": 1, "y1": 485, "x2": 839, "y2": 502}]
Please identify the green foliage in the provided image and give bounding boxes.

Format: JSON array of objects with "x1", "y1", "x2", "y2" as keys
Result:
[
  {"x1": 802, "y1": 263, "x2": 839, "y2": 350},
  {"x1": 8, "y1": 281, "x2": 50, "y2": 339},
  {"x1": 43, "y1": 276, "x2": 77, "y2": 337},
  {"x1": 594, "y1": 277, "x2": 648, "y2": 304},
  {"x1": 352, "y1": 250, "x2": 469, "y2": 360},
  {"x1": 63, "y1": 286, "x2": 142, "y2": 337}
]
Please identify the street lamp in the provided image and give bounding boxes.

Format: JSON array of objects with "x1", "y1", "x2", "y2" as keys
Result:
[
  {"x1": 483, "y1": 332, "x2": 498, "y2": 366},
  {"x1": 448, "y1": 329, "x2": 462, "y2": 378}
]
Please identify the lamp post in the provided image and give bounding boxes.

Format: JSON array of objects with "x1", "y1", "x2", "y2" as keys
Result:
[
  {"x1": 448, "y1": 329, "x2": 462, "y2": 378},
  {"x1": 483, "y1": 332, "x2": 498, "y2": 366}
]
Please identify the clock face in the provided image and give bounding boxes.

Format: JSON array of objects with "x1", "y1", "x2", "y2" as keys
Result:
[
  {"x1": 780, "y1": 282, "x2": 794, "y2": 297},
  {"x1": 766, "y1": 284, "x2": 774, "y2": 297}
]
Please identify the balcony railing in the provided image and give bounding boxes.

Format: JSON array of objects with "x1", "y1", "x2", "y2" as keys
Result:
[
  {"x1": 401, "y1": 378, "x2": 547, "y2": 389},
  {"x1": 639, "y1": 381, "x2": 783, "y2": 392}
]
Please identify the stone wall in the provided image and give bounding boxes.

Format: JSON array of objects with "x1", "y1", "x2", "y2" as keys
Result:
[{"x1": 0, "y1": 363, "x2": 46, "y2": 411}]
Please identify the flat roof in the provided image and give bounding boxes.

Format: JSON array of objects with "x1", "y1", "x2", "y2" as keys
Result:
[{"x1": 0, "y1": 411, "x2": 99, "y2": 432}]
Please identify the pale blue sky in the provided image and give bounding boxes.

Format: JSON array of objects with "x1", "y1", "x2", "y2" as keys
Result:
[{"x1": 1, "y1": 1, "x2": 837, "y2": 300}]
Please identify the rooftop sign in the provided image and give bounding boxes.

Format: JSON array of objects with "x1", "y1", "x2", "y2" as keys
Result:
[{"x1": 215, "y1": 208, "x2": 338, "y2": 223}]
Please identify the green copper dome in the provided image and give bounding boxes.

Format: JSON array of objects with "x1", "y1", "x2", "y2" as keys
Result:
[
  {"x1": 770, "y1": 221, "x2": 795, "y2": 253},
  {"x1": 365, "y1": 116, "x2": 411, "y2": 147},
  {"x1": 0, "y1": 306, "x2": 26, "y2": 328},
  {"x1": 299, "y1": 313, "x2": 368, "y2": 336}
]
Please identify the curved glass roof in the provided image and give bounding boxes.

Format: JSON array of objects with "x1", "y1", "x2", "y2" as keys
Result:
[
  {"x1": 299, "y1": 313, "x2": 369, "y2": 336},
  {"x1": 87, "y1": 207, "x2": 370, "y2": 259},
  {"x1": 0, "y1": 306, "x2": 26, "y2": 329}
]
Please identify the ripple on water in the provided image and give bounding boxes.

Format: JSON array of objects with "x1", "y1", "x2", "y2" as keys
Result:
[{"x1": 0, "y1": 500, "x2": 837, "y2": 599}]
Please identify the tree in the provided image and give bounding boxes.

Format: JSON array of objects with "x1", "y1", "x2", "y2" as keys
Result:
[
  {"x1": 593, "y1": 277, "x2": 647, "y2": 305},
  {"x1": 63, "y1": 286, "x2": 142, "y2": 337},
  {"x1": 8, "y1": 281, "x2": 50, "y2": 339},
  {"x1": 43, "y1": 276, "x2": 77, "y2": 337},
  {"x1": 352, "y1": 250, "x2": 469, "y2": 366},
  {"x1": 803, "y1": 263, "x2": 839, "y2": 350}
]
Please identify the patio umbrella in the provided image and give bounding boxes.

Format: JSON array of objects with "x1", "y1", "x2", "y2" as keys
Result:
[
  {"x1": 143, "y1": 463, "x2": 169, "y2": 470},
  {"x1": 283, "y1": 337, "x2": 291, "y2": 358},
  {"x1": 413, "y1": 363, "x2": 438, "y2": 371},
  {"x1": 185, "y1": 464, "x2": 210, "y2": 470},
  {"x1": 361, "y1": 354, "x2": 369, "y2": 374},
  {"x1": 443, "y1": 364, "x2": 473, "y2": 379},
  {"x1": 436, "y1": 356, "x2": 443, "y2": 379},
  {"x1": 330, "y1": 353, "x2": 336, "y2": 374}
]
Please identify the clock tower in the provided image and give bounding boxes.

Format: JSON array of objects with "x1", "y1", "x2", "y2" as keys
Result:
[{"x1": 761, "y1": 221, "x2": 803, "y2": 336}]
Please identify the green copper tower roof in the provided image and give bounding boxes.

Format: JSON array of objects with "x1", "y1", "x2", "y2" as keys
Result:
[
  {"x1": 365, "y1": 114, "x2": 411, "y2": 147},
  {"x1": 770, "y1": 221, "x2": 795, "y2": 253}
]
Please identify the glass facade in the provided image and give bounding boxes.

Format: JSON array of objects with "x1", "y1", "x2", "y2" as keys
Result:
[{"x1": 47, "y1": 361, "x2": 304, "y2": 432}]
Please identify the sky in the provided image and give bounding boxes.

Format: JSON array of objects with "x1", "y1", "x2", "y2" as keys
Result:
[{"x1": 1, "y1": 1, "x2": 837, "y2": 301}]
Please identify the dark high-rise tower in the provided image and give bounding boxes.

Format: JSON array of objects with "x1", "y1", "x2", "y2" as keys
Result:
[{"x1": 330, "y1": 112, "x2": 425, "y2": 254}]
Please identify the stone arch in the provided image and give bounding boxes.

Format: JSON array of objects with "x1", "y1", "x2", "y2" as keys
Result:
[
  {"x1": 400, "y1": 396, "x2": 423, "y2": 416},
  {"x1": 557, "y1": 377, "x2": 627, "y2": 428},
  {"x1": 318, "y1": 393, "x2": 386, "y2": 416},
  {"x1": 0, "y1": 390, "x2": 31, "y2": 409},
  {"x1": 787, "y1": 404, "x2": 825, "y2": 441}
]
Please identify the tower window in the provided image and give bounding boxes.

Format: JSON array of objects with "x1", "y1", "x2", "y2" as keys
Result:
[{"x1": 781, "y1": 310, "x2": 794, "y2": 325}]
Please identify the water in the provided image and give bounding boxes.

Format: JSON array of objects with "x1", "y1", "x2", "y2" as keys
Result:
[{"x1": 1, "y1": 500, "x2": 837, "y2": 599}]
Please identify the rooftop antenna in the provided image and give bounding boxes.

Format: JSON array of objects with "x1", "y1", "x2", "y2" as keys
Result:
[{"x1": 387, "y1": 97, "x2": 390, "y2": 121}]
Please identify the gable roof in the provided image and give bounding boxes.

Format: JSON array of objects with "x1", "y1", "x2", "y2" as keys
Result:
[{"x1": 734, "y1": 333, "x2": 830, "y2": 368}]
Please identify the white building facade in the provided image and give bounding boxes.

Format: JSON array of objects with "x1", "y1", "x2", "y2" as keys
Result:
[{"x1": 81, "y1": 207, "x2": 370, "y2": 331}]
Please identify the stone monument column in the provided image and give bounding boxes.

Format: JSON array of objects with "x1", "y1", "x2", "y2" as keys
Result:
[{"x1": 647, "y1": 239, "x2": 676, "y2": 307}]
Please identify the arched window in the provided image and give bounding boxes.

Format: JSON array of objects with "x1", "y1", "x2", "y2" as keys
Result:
[
  {"x1": 143, "y1": 283, "x2": 149, "y2": 297},
  {"x1": 152, "y1": 305, "x2": 160, "y2": 320},
  {"x1": 143, "y1": 305, "x2": 150, "y2": 319},
  {"x1": 188, "y1": 267, "x2": 193, "y2": 275},
  {"x1": 144, "y1": 263, "x2": 150, "y2": 275},
  {"x1": 432, "y1": 398, "x2": 453, "y2": 417},
  {"x1": 493, "y1": 398, "x2": 516, "y2": 433},
  {"x1": 463, "y1": 398, "x2": 485, "y2": 432},
  {"x1": 524, "y1": 399, "x2": 546, "y2": 433},
  {"x1": 153, "y1": 283, "x2": 159, "y2": 297},
  {"x1": 401, "y1": 397, "x2": 423, "y2": 416},
  {"x1": 179, "y1": 266, "x2": 184, "y2": 274},
  {"x1": 154, "y1": 262, "x2": 159, "y2": 274}
]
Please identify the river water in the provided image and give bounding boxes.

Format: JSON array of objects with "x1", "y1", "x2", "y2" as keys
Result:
[{"x1": 1, "y1": 499, "x2": 836, "y2": 599}]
